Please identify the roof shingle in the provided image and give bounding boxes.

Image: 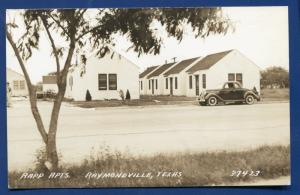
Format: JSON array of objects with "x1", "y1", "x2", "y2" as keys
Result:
[
  {"x1": 186, "y1": 50, "x2": 233, "y2": 73},
  {"x1": 147, "y1": 62, "x2": 175, "y2": 78},
  {"x1": 139, "y1": 66, "x2": 158, "y2": 78},
  {"x1": 164, "y1": 57, "x2": 200, "y2": 76}
]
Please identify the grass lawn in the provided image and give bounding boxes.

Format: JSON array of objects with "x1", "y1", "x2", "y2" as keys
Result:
[
  {"x1": 71, "y1": 96, "x2": 197, "y2": 108},
  {"x1": 9, "y1": 145, "x2": 290, "y2": 188},
  {"x1": 261, "y1": 88, "x2": 289, "y2": 101},
  {"x1": 71, "y1": 88, "x2": 289, "y2": 108}
]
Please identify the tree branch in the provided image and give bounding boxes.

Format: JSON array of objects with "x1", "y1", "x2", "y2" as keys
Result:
[
  {"x1": 47, "y1": 12, "x2": 70, "y2": 38},
  {"x1": 6, "y1": 28, "x2": 48, "y2": 144},
  {"x1": 40, "y1": 16, "x2": 61, "y2": 85},
  {"x1": 76, "y1": 24, "x2": 102, "y2": 41},
  {"x1": 76, "y1": 9, "x2": 87, "y2": 20},
  {"x1": 62, "y1": 37, "x2": 76, "y2": 76}
]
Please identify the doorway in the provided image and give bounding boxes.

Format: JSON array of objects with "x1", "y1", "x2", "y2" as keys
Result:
[{"x1": 151, "y1": 79, "x2": 154, "y2": 94}]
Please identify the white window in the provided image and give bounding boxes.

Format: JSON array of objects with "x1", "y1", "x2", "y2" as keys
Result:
[
  {"x1": 13, "y1": 81, "x2": 19, "y2": 90},
  {"x1": 19, "y1": 80, "x2": 25, "y2": 90},
  {"x1": 108, "y1": 74, "x2": 117, "y2": 90},
  {"x1": 98, "y1": 74, "x2": 107, "y2": 90}
]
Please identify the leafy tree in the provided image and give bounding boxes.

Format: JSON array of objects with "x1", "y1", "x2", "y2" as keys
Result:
[
  {"x1": 261, "y1": 66, "x2": 289, "y2": 88},
  {"x1": 6, "y1": 8, "x2": 232, "y2": 170}
]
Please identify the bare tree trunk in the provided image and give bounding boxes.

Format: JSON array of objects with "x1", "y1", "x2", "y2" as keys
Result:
[
  {"x1": 46, "y1": 92, "x2": 64, "y2": 170},
  {"x1": 7, "y1": 28, "x2": 75, "y2": 171},
  {"x1": 46, "y1": 39, "x2": 76, "y2": 170}
]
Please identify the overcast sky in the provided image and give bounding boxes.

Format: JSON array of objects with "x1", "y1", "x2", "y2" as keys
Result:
[{"x1": 6, "y1": 6, "x2": 289, "y2": 84}]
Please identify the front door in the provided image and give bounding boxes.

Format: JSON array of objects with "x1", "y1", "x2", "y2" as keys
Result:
[
  {"x1": 151, "y1": 79, "x2": 154, "y2": 94},
  {"x1": 195, "y1": 75, "x2": 199, "y2": 96},
  {"x1": 170, "y1": 77, "x2": 173, "y2": 95}
]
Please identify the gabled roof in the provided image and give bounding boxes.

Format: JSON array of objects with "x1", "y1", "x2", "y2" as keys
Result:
[
  {"x1": 147, "y1": 62, "x2": 175, "y2": 78},
  {"x1": 164, "y1": 57, "x2": 200, "y2": 76},
  {"x1": 7, "y1": 68, "x2": 25, "y2": 77},
  {"x1": 186, "y1": 50, "x2": 233, "y2": 73},
  {"x1": 139, "y1": 66, "x2": 158, "y2": 78}
]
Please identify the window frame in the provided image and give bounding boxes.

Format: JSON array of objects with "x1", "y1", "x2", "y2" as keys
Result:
[
  {"x1": 175, "y1": 77, "x2": 178, "y2": 89},
  {"x1": 108, "y1": 74, "x2": 117, "y2": 90},
  {"x1": 189, "y1": 75, "x2": 193, "y2": 89},
  {"x1": 228, "y1": 73, "x2": 235, "y2": 81},
  {"x1": 166, "y1": 78, "x2": 168, "y2": 89},
  {"x1": 202, "y1": 74, "x2": 206, "y2": 89},
  {"x1": 236, "y1": 73, "x2": 243, "y2": 85},
  {"x1": 13, "y1": 80, "x2": 19, "y2": 90},
  {"x1": 69, "y1": 76, "x2": 73, "y2": 91},
  {"x1": 19, "y1": 80, "x2": 25, "y2": 90},
  {"x1": 98, "y1": 74, "x2": 107, "y2": 90}
]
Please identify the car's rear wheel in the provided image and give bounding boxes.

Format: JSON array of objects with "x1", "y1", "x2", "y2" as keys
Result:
[
  {"x1": 207, "y1": 96, "x2": 218, "y2": 106},
  {"x1": 245, "y1": 94, "x2": 255, "y2": 105}
]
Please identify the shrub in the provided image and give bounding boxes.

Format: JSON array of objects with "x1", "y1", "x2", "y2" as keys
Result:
[
  {"x1": 44, "y1": 89, "x2": 57, "y2": 99},
  {"x1": 85, "y1": 90, "x2": 92, "y2": 101},
  {"x1": 125, "y1": 89, "x2": 131, "y2": 100},
  {"x1": 119, "y1": 90, "x2": 125, "y2": 101}
]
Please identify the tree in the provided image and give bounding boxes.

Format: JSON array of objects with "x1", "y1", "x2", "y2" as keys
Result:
[
  {"x1": 6, "y1": 8, "x2": 232, "y2": 170},
  {"x1": 261, "y1": 66, "x2": 289, "y2": 88},
  {"x1": 85, "y1": 90, "x2": 92, "y2": 101},
  {"x1": 125, "y1": 90, "x2": 131, "y2": 100}
]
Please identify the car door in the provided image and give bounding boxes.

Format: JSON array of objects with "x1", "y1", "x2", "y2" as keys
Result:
[
  {"x1": 232, "y1": 83, "x2": 244, "y2": 100},
  {"x1": 218, "y1": 83, "x2": 232, "y2": 100}
]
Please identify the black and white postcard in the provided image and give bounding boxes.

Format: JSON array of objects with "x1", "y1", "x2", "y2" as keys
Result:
[{"x1": 6, "y1": 7, "x2": 290, "y2": 188}]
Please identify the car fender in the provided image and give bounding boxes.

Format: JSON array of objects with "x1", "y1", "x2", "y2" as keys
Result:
[
  {"x1": 244, "y1": 91, "x2": 260, "y2": 100},
  {"x1": 205, "y1": 93, "x2": 224, "y2": 101}
]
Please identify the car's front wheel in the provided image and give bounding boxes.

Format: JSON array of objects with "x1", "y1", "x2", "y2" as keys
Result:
[
  {"x1": 207, "y1": 96, "x2": 218, "y2": 106},
  {"x1": 245, "y1": 94, "x2": 255, "y2": 105}
]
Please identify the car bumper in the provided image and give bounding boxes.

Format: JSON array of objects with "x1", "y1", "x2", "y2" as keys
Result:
[
  {"x1": 257, "y1": 96, "x2": 261, "y2": 101},
  {"x1": 197, "y1": 96, "x2": 206, "y2": 102}
]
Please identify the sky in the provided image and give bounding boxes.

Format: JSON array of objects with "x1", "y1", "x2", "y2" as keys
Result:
[{"x1": 6, "y1": 6, "x2": 289, "y2": 84}]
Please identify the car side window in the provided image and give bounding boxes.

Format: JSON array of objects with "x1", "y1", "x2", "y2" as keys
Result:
[
  {"x1": 228, "y1": 83, "x2": 234, "y2": 89},
  {"x1": 223, "y1": 83, "x2": 237, "y2": 89},
  {"x1": 234, "y1": 83, "x2": 241, "y2": 89}
]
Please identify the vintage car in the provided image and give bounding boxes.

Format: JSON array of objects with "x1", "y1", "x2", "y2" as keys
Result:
[{"x1": 198, "y1": 81, "x2": 260, "y2": 106}]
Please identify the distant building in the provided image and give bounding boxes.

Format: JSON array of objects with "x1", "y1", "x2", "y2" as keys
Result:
[
  {"x1": 140, "y1": 49, "x2": 261, "y2": 97},
  {"x1": 163, "y1": 57, "x2": 202, "y2": 96},
  {"x1": 6, "y1": 68, "x2": 28, "y2": 97},
  {"x1": 139, "y1": 66, "x2": 159, "y2": 95},
  {"x1": 146, "y1": 62, "x2": 177, "y2": 95},
  {"x1": 186, "y1": 49, "x2": 261, "y2": 97},
  {"x1": 65, "y1": 50, "x2": 140, "y2": 101},
  {"x1": 42, "y1": 75, "x2": 58, "y2": 93}
]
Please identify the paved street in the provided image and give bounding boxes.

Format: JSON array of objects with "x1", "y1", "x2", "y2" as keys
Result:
[{"x1": 7, "y1": 101, "x2": 290, "y2": 171}]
